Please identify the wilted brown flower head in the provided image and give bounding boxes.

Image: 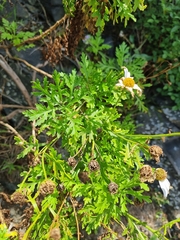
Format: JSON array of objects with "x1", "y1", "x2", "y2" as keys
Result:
[
  {"x1": 68, "y1": 157, "x2": 77, "y2": 167},
  {"x1": 88, "y1": 159, "x2": 100, "y2": 172},
  {"x1": 140, "y1": 165, "x2": 155, "y2": 183},
  {"x1": 39, "y1": 180, "x2": 56, "y2": 197},
  {"x1": 155, "y1": 168, "x2": 167, "y2": 181},
  {"x1": 78, "y1": 171, "x2": 91, "y2": 183},
  {"x1": 108, "y1": 182, "x2": 118, "y2": 194},
  {"x1": 11, "y1": 191, "x2": 27, "y2": 205},
  {"x1": 149, "y1": 145, "x2": 163, "y2": 163},
  {"x1": 49, "y1": 227, "x2": 61, "y2": 240}
]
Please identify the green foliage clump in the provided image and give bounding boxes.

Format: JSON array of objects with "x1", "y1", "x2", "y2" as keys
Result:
[
  {"x1": 124, "y1": 0, "x2": 180, "y2": 109},
  {"x1": 0, "y1": 18, "x2": 35, "y2": 50},
  {"x1": 0, "y1": 0, "x2": 6, "y2": 11},
  {"x1": 0, "y1": 224, "x2": 17, "y2": 239},
  {"x1": 13, "y1": 39, "x2": 171, "y2": 240},
  {"x1": 63, "y1": 0, "x2": 147, "y2": 28}
]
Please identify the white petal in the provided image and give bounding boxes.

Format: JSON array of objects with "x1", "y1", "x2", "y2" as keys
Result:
[
  {"x1": 159, "y1": 178, "x2": 170, "y2": 198},
  {"x1": 116, "y1": 79, "x2": 124, "y2": 87},
  {"x1": 124, "y1": 68, "x2": 131, "y2": 78},
  {"x1": 125, "y1": 87, "x2": 134, "y2": 97},
  {"x1": 133, "y1": 84, "x2": 142, "y2": 96}
]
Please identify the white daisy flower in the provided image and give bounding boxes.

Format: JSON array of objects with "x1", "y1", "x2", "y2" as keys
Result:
[
  {"x1": 155, "y1": 168, "x2": 171, "y2": 198},
  {"x1": 116, "y1": 67, "x2": 142, "y2": 97}
]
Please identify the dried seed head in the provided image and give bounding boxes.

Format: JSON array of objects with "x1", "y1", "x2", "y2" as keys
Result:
[
  {"x1": 49, "y1": 227, "x2": 61, "y2": 240},
  {"x1": 39, "y1": 180, "x2": 56, "y2": 197},
  {"x1": 108, "y1": 182, "x2": 118, "y2": 194},
  {"x1": 149, "y1": 145, "x2": 163, "y2": 163},
  {"x1": 28, "y1": 153, "x2": 40, "y2": 167},
  {"x1": 11, "y1": 191, "x2": 27, "y2": 205},
  {"x1": 140, "y1": 165, "x2": 155, "y2": 183},
  {"x1": 88, "y1": 159, "x2": 100, "y2": 172},
  {"x1": 155, "y1": 168, "x2": 167, "y2": 181},
  {"x1": 68, "y1": 157, "x2": 77, "y2": 167},
  {"x1": 78, "y1": 171, "x2": 90, "y2": 183}
]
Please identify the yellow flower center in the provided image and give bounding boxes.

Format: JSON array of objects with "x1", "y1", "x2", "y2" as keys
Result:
[
  {"x1": 123, "y1": 77, "x2": 135, "y2": 87},
  {"x1": 155, "y1": 168, "x2": 167, "y2": 181}
]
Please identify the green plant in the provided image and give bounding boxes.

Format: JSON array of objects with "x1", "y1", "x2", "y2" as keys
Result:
[
  {"x1": 120, "y1": 0, "x2": 180, "y2": 109},
  {"x1": 0, "y1": 18, "x2": 35, "y2": 50},
  {"x1": 63, "y1": 0, "x2": 147, "y2": 28},
  {"x1": 12, "y1": 39, "x2": 180, "y2": 239},
  {"x1": 0, "y1": 0, "x2": 6, "y2": 11},
  {"x1": 0, "y1": 224, "x2": 18, "y2": 239}
]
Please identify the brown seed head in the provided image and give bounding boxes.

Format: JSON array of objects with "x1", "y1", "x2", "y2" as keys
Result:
[
  {"x1": 88, "y1": 159, "x2": 100, "y2": 172},
  {"x1": 68, "y1": 157, "x2": 77, "y2": 167},
  {"x1": 11, "y1": 191, "x2": 27, "y2": 205},
  {"x1": 149, "y1": 145, "x2": 163, "y2": 163},
  {"x1": 78, "y1": 171, "x2": 91, "y2": 183},
  {"x1": 140, "y1": 165, "x2": 155, "y2": 183},
  {"x1": 108, "y1": 182, "x2": 118, "y2": 194},
  {"x1": 39, "y1": 180, "x2": 56, "y2": 197},
  {"x1": 49, "y1": 227, "x2": 61, "y2": 240}
]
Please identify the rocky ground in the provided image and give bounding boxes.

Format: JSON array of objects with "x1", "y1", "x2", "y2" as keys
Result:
[{"x1": 0, "y1": 1, "x2": 180, "y2": 239}]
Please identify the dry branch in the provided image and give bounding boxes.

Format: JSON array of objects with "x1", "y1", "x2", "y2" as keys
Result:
[{"x1": 0, "y1": 55, "x2": 33, "y2": 107}]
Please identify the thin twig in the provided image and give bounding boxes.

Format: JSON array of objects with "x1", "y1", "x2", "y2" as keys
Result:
[
  {"x1": 0, "y1": 209, "x2": 5, "y2": 224},
  {"x1": 2, "y1": 92, "x2": 23, "y2": 105},
  {"x1": 0, "y1": 104, "x2": 35, "y2": 109},
  {"x1": 0, "y1": 109, "x2": 24, "y2": 121},
  {"x1": 146, "y1": 62, "x2": 180, "y2": 80},
  {"x1": 16, "y1": 15, "x2": 68, "y2": 47},
  {"x1": 32, "y1": 120, "x2": 36, "y2": 144},
  {"x1": 37, "y1": 0, "x2": 51, "y2": 27},
  {"x1": 0, "y1": 55, "x2": 33, "y2": 107},
  {"x1": 0, "y1": 15, "x2": 68, "y2": 50},
  {"x1": 70, "y1": 196, "x2": 80, "y2": 240},
  {"x1": 10, "y1": 56, "x2": 52, "y2": 79},
  {"x1": 48, "y1": 193, "x2": 69, "y2": 240},
  {"x1": 0, "y1": 120, "x2": 26, "y2": 142}
]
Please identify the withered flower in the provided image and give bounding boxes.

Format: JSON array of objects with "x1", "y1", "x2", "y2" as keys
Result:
[{"x1": 149, "y1": 145, "x2": 163, "y2": 163}]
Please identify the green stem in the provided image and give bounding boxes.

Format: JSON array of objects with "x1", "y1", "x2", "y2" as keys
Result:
[
  {"x1": 127, "y1": 213, "x2": 155, "y2": 232},
  {"x1": 41, "y1": 151, "x2": 47, "y2": 179},
  {"x1": 126, "y1": 213, "x2": 169, "y2": 240},
  {"x1": 39, "y1": 137, "x2": 58, "y2": 179},
  {"x1": 158, "y1": 217, "x2": 180, "y2": 233},
  {"x1": 126, "y1": 132, "x2": 180, "y2": 139},
  {"x1": 119, "y1": 135, "x2": 148, "y2": 148},
  {"x1": 119, "y1": 132, "x2": 180, "y2": 153},
  {"x1": 18, "y1": 169, "x2": 32, "y2": 190},
  {"x1": 22, "y1": 204, "x2": 50, "y2": 240}
]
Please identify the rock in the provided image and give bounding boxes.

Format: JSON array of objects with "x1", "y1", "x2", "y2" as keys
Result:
[
  {"x1": 163, "y1": 138, "x2": 180, "y2": 176},
  {"x1": 0, "y1": 0, "x2": 30, "y2": 20},
  {"x1": 135, "y1": 105, "x2": 180, "y2": 176},
  {"x1": 40, "y1": 0, "x2": 65, "y2": 22}
]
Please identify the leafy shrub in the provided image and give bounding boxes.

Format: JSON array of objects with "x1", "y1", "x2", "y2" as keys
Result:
[
  {"x1": 123, "y1": 0, "x2": 180, "y2": 109},
  {"x1": 14, "y1": 40, "x2": 171, "y2": 239},
  {"x1": 63, "y1": 0, "x2": 147, "y2": 28},
  {"x1": 0, "y1": 18, "x2": 35, "y2": 50},
  {"x1": 2, "y1": 0, "x2": 180, "y2": 239}
]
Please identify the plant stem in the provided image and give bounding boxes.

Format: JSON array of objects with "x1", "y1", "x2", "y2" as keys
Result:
[
  {"x1": 126, "y1": 213, "x2": 169, "y2": 240},
  {"x1": 126, "y1": 132, "x2": 180, "y2": 139}
]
